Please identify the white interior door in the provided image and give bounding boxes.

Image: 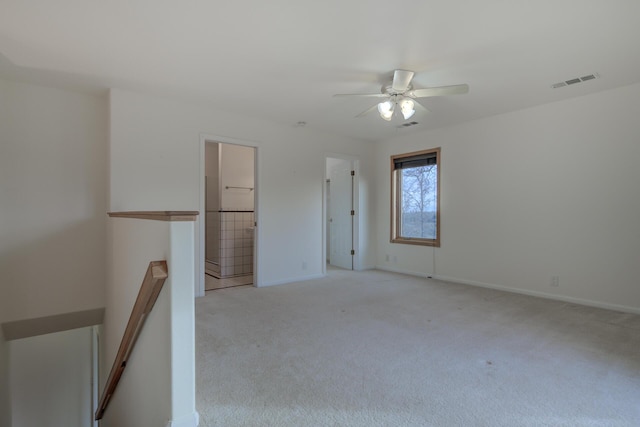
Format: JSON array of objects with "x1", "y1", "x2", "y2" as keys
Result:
[{"x1": 328, "y1": 158, "x2": 353, "y2": 270}]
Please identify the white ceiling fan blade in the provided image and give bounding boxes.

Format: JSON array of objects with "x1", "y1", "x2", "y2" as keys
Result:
[
  {"x1": 392, "y1": 70, "x2": 415, "y2": 92},
  {"x1": 412, "y1": 99, "x2": 431, "y2": 114},
  {"x1": 333, "y1": 93, "x2": 389, "y2": 98},
  {"x1": 410, "y1": 84, "x2": 469, "y2": 98},
  {"x1": 355, "y1": 104, "x2": 380, "y2": 118}
]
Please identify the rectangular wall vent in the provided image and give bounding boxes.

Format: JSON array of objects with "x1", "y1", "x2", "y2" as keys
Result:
[{"x1": 552, "y1": 73, "x2": 599, "y2": 89}]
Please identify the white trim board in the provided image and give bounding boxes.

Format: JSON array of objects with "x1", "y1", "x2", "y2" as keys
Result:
[
  {"x1": 376, "y1": 266, "x2": 640, "y2": 315},
  {"x1": 166, "y1": 411, "x2": 199, "y2": 427},
  {"x1": 2, "y1": 308, "x2": 105, "y2": 341},
  {"x1": 260, "y1": 273, "x2": 324, "y2": 288}
]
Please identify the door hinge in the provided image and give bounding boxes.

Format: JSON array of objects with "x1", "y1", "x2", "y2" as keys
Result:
[
  {"x1": 350, "y1": 249, "x2": 355, "y2": 255},
  {"x1": 351, "y1": 170, "x2": 355, "y2": 176},
  {"x1": 350, "y1": 210, "x2": 355, "y2": 216}
]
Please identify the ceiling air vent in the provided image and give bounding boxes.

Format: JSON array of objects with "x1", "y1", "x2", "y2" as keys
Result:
[
  {"x1": 552, "y1": 73, "x2": 599, "y2": 89},
  {"x1": 397, "y1": 121, "x2": 419, "y2": 129}
]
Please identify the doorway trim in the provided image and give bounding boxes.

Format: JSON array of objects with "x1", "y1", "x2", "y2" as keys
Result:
[
  {"x1": 197, "y1": 133, "x2": 261, "y2": 297},
  {"x1": 323, "y1": 152, "x2": 360, "y2": 276}
]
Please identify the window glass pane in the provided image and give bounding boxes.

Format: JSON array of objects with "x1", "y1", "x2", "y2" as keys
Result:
[
  {"x1": 400, "y1": 164, "x2": 437, "y2": 239},
  {"x1": 391, "y1": 147, "x2": 440, "y2": 246}
]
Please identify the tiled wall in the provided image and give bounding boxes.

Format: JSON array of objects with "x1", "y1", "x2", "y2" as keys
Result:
[
  {"x1": 205, "y1": 211, "x2": 220, "y2": 263},
  {"x1": 220, "y1": 211, "x2": 254, "y2": 277}
]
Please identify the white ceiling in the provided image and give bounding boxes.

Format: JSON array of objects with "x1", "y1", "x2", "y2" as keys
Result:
[{"x1": 2, "y1": 1, "x2": 640, "y2": 142}]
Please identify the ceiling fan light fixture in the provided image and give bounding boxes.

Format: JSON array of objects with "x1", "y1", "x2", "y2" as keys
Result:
[
  {"x1": 333, "y1": 69, "x2": 468, "y2": 121},
  {"x1": 400, "y1": 98, "x2": 415, "y2": 120},
  {"x1": 377, "y1": 100, "x2": 394, "y2": 121}
]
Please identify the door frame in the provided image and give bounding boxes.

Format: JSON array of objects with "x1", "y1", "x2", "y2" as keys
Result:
[
  {"x1": 322, "y1": 153, "x2": 360, "y2": 276},
  {"x1": 197, "y1": 133, "x2": 260, "y2": 297}
]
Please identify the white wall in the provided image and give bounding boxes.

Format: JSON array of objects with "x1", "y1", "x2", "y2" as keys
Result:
[
  {"x1": 204, "y1": 143, "x2": 220, "y2": 263},
  {"x1": 103, "y1": 217, "x2": 196, "y2": 427},
  {"x1": 0, "y1": 336, "x2": 9, "y2": 427},
  {"x1": 376, "y1": 83, "x2": 640, "y2": 312},
  {"x1": 103, "y1": 218, "x2": 171, "y2": 427},
  {"x1": 204, "y1": 142, "x2": 220, "y2": 212},
  {"x1": 0, "y1": 78, "x2": 108, "y2": 323},
  {"x1": 220, "y1": 143, "x2": 254, "y2": 211},
  {"x1": 9, "y1": 327, "x2": 93, "y2": 427},
  {"x1": 109, "y1": 89, "x2": 376, "y2": 288},
  {"x1": 0, "y1": 77, "x2": 106, "y2": 427}
]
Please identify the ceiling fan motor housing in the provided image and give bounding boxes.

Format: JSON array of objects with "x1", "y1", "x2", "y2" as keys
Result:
[{"x1": 383, "y1": 83, "x2": 413, "y2": 96}]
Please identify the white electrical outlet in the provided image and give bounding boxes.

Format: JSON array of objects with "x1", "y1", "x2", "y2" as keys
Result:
[
  {"x1": 385, "y1": 254, "x2": 390, "y2": 262},
  {"x1": 302, "y1": 260, "x2": 307, "y2": 270},
  {"x1": 550, "y1": 276, "x2": 559, "y2": 287}
]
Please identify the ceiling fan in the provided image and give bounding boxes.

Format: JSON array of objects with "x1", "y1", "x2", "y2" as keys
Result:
[{"x1": 334, "y1": 69, "x2": 469, "y2": 121}]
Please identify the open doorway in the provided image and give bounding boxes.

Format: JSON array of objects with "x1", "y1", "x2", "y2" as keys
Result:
[
  {"x1": 325, "y1": 156, "x2": 356, "y2": 271},
  {"x1": 204, "y1": 141, "x2": 256, "y2": 290}
]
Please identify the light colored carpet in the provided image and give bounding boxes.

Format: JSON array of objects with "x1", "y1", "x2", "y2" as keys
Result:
[{"x1": 195, "y1": 268, "x2": 640, "y2": 426}]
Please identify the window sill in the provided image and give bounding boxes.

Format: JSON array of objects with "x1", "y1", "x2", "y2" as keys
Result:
[{"x1": 391, "y1": 237, "x2": 440, "y2": 247}]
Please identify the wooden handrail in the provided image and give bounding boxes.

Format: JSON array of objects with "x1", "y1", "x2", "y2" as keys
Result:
[{"x1": 95, "y1": 260, "x2": 169, "y2": 421}]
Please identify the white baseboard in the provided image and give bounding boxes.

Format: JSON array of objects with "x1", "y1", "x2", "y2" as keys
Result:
[
  {"x1": 259, "y1": 273, "x2": 324, "y2": 287},
  {"x1": 376, "y1": 265, "x2": 432, "y2": 279},
  {"x1": 166, "y1": 411, "x2": 199, "y2": 427},
  {"x1": 376, "y1": 266, "x2": 640, "y2": 315}
]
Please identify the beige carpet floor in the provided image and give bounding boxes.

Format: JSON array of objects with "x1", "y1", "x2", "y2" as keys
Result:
[{"x1": 195, "y1": 268, "x2": 640, "y2": 426}]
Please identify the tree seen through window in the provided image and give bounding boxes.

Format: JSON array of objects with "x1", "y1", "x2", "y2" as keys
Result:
[
  {"x1": 391, "y1": 147, "x2": 440, "y2": 246},
  {"x1": 400, "y1": 164, "x2": 437, "y2": 239}
]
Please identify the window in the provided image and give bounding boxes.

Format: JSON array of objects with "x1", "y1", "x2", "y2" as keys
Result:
[{"x1": 390, "y1": 147, "x2": 440, "y2": 247}]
